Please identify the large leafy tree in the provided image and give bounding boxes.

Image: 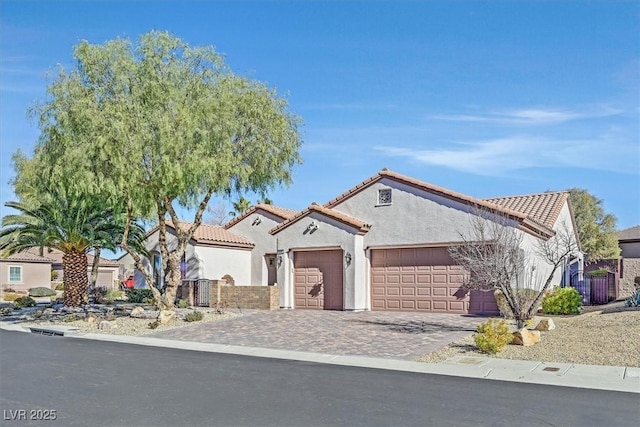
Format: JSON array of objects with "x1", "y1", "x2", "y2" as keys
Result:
[
  {"x1": 28, "y1": 31, "x2": 302, "y2": 309},
  {"x1": 568, "y1": 188, "x2": 620, "y2": 261},
  {"x1": 0, "y1": 185, "x2": 146, "y2": 306}
]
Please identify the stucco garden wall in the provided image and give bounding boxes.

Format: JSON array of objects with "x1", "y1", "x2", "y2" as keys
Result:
[{"x1": 620, "y1": 258, "x2": 640, "y2": 298}]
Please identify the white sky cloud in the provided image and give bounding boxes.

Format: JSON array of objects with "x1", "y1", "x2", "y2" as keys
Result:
[
  {"x1": 376, "y1": 135, "x2": 639, "y2": 176},
  {"x1": 428, "y1": 106, "x2": 621, "y2": 125}
]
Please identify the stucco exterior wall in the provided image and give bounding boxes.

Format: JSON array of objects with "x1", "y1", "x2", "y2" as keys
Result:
[
  {"x1": 620, "y1": 258, "x2": 640, "y2": 298},
  {"x1": 620, "y1": 241, "x2": 640, "y2": 259},
  {"x1": 193, "y1": 245, "x2": 251, "y2": 285},
  {"x1": 274, "y1": 211, "x2": 365, "y2": 310},
  {"x1": 227, "y1": 210, "x2": 282, "y2": 285},
  {"x1": 330, "y1": 179, "x2": 514, "y2": 248},
  {"x1": 0, "y1": 261, "x2": 52, "y2": 292}
]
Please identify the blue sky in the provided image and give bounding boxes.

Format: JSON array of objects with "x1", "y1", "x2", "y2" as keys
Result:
[{"x1": 1, "y1": 1, "x2": 639, "y2": 233}]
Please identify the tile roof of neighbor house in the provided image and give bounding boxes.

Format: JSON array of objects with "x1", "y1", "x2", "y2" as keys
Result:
[
  {"x1": 224, "y1": 204, "x2": 298, "y2": 229},
  {"x1": 617, "y1": 225, "x2": 640, "y2": 242},
  {"x1": 0, "y1": 251, "x2": 55, "y2": 263},
  {"x1": 322, "y1": 169, "x2": 556, "y2": 238},
  {"x1": 484, "y1": 191, "x2": 570, "y2": 230},
  {"x1": 160, "y1": 221, "x2": 255, "y2": 249},
  {"x1": 270, "y1": 203, "x2": 372, "y2": 235},
  {"x1": 23, "y1": 247, "x2": 120, "y2": 266}
]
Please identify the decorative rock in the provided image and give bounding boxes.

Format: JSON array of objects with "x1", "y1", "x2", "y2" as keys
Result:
[
  {"x1": 98, "y1": 320, "x2": 117, "y2": 330},
  {"x1": 85, "y1": 315, "x2": 99, "y2": 324},
  {"x1": 130, "y1": 306, "x2": 145, "y2": 317},
  {"x1": 534, "y1": 318, "x2": 556, "y2": 332},
  {"x1": 512, "y1": 328, "x2": 541, "y2": 346},
  {"x1": 43, "y1": 308, "x2": 55, "y2": 315},
  {"x1": 158, "y1": 310, "x2": 176, "y2": 324}
]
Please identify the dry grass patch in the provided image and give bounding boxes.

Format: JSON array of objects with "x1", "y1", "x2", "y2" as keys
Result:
[{"x1": 418, "y1": 310, "x2": 640, "y2": 368}]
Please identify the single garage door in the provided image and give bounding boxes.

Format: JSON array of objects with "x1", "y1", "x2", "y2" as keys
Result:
[
  {"x1": 294, "y1": 250, "x2": 343, "y2": 310},
  {"x1": 371, "y1": 247, "x2": 498, "y2": 314}
]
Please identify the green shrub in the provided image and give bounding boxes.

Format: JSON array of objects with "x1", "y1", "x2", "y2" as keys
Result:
[
  {"x1": 184, "y1": 311, "x2": 204, "y2": 322},
  {"x1": 28, "y1": 287, "x2": 57, "y2": 297},
  {"x1": 542, "y1": 287, "x2": 582, "y2": 315},
  {"x1": 176, "y1": 299, "x2": 189, "y2": 309},
  {"x1": 92, "y1": 287, "x2": 108, "y2": 304},
  {"x1": 55, "y1": 283, "x2": 65, "y2": 291},
  {"x1": 13, "y1": 296, "x2": 37, "y2": 309},
  {"x1": 588, "y1": 268, "x2": 609, "y2": 277},
  {"x1": 474, "y1": 318, "x2": 512, "y2": 354},
  {"x1": 125, "y1": 289, "x2": 156, "y2": 304},
  {"x1": 625, "y1": 290, "x2": 640, "y2": 308},
  {"x1": 64, "y1": 314, "x2": 80, "y2": 322},
  {"x1": 104, "y1": 290, "x2": 123, "y2": 304}
]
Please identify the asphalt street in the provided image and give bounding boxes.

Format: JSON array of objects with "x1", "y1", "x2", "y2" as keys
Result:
[{"x1": 0, "y1": 330, "x2": 638, "y2": 427}]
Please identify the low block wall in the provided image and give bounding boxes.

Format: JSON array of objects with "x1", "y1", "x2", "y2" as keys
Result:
[{"x1": 209, "y1": 283, "x2": 280, "y2": 310}]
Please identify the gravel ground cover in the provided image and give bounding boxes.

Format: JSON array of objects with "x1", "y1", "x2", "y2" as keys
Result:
[{"x1": 418, "y1": 306, "x2": 640, "y2": 367}]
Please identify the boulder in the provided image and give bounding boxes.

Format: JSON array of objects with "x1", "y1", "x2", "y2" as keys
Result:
[
  {"x1": 85, "y1": 315, "x2": 99, "y2": 324},
  {"x1": 534, "y1": 318, "x2": 556, "y2": 332},
  {"x1": 130, "y1": 306, "x2": 145, "y2": 317},
  {"x1": 158, "y1": 310, "x2": 176, "y2": 324},
  {"x1": 98, "y1": 320, "x2": 117, "y2": 330},
  {"x1": 512, "y1": 328, "x2": 541, "y2": 346}
]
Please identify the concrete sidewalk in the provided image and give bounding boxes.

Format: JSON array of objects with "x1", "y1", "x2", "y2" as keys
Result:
[{"x1": 3, "y1": 322, "x2": 639, "y2": 394}]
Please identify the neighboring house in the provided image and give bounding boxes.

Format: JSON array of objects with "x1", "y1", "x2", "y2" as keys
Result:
[
  {"x1": 119, "y1": 222, "x2": 257, "y2": 289},
  {"x1": 0, "y1": 251, "x2": 54, "y2": 293},
  {"x1": 24, "y1": 247, "x2": 121, "y2": 290},
  {"x1": 125, "y1": 169, "x2": 581, "y2": 315},
  {"x1": 270, "y1": 169, "x2": 581, "y2": 314},
  {"x1": 618, "y1": 225, "x2": 640, "y2": 297}
]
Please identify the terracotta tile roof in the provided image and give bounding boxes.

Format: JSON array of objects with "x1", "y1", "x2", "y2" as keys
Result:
[
  {"x1": 618, "y1": 225, "x2": 640, "y2": 242},
  {"x1": 270, "y1": 203, "x2": 372, "y2": 235},
  {"x1": 323, "y1": 169, "x2": 555, "y2": 238},
  {"x1": 484, "y1": 191, "x2": 569, "y2": 229},
  {"x1": 21, "y1": 247, "x2": 119, "y2": 266},
  {"x1": 224, "y1": 204, "x2": 298, "y2": 229},
  {"x1": 161, "y1": 221, "x2": 254, "y2": 248},
  {"x1": 1, "y1": 251, "x2": 55, "y2": 263}
]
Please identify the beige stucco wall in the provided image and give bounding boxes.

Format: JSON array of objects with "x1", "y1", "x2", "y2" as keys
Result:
[
  {"x1": 274, "y1": 211, "x2": 366, "y2": 310},
  {"x1": 620, "y1": 258, "x2": 640, "y2": 298},
  {"x1": 193, "y1": 245, "x2": 251, "y2": 285},
  {"x1": 227, "y1": 210, "x2": 282, "y2": 286},
  {"x1": 0, "y1": 261, "x2": 52, "y2": 292}
]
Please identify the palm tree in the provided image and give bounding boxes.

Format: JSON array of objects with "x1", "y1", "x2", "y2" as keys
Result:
[
  {"x1": 0, "y1": 188, "x2": 146, "y2": 306},
  {"x1": 229, "y1": 196, "x2": 252, "y2": 217}
]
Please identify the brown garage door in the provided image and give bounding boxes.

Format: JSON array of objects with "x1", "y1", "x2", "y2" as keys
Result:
[
  {"x1": 294, "y1": 250, "x2": 343, "y2": 310},
  {"x1": 371, "y1": 247, "x2": 497, "y2": 314}
]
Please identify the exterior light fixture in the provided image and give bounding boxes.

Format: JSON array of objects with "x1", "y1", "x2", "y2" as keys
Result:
[{"x1": 345, "y1": 252, "x2": 352, "y2": 267}]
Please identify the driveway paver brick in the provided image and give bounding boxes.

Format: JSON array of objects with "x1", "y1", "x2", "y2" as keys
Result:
[{"x1": 152, "y1": 310, "x2": 488, "y2": 360}]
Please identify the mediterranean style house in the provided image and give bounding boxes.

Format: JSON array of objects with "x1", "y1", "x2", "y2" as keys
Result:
[{"x1": 121, "y1": 169, "x2": 582, "y2": 315}]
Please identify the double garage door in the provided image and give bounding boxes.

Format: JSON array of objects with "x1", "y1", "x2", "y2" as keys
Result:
[
  {"x1": 371, "y1": 247, "x2": 498, "y2": 314},
  {"x1": 293, "y1": 247, "x2": 497, "y2": 314}
]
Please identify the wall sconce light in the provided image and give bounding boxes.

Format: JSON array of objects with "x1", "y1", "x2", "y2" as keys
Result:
[
  {"x1": 277, "y1": 254, "x2": 283, "y2": 268},
  {"x1": 306, "y1": 221, "x2": 318, "y2": 232},
  {"x1": 252, "y1": 217, "x2": 262, "y2": 226},
  {"x1": 344, "y1": 252, "x2": 352, "y2": 267}
]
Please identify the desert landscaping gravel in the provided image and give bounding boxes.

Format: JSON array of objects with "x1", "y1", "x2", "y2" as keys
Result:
[{"x1": 418, "y1": 308, "x2": 640, "y2": 367}]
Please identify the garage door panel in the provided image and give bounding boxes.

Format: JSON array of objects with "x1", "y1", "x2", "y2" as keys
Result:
[
  {"x1": 294, "y1": 250, "x2": 343, "y2": 310},
  {"x1": 371, "y1": 247, "x2": 498, "y2": 314}
]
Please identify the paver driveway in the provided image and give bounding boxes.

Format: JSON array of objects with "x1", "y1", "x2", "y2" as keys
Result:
[{"x1": 152, "y1": 310, "x2": 488, "y2": 360}]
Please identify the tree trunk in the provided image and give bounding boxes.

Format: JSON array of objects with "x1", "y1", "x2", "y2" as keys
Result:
[
  {"x1": 63, "y1": 252, "x2": 89, "y2": 306},
  {"x1": 88, "y1": 247, "x2": 101, "y2": 295}
]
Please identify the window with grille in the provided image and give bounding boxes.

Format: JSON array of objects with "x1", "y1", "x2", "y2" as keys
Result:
[
  {"x1": 8, "y1": 266, "x2": 22, "y2": 282},
  {"x1": 378, "y1": 188, "x2": 392, "y2": 205}
]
